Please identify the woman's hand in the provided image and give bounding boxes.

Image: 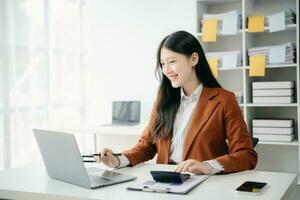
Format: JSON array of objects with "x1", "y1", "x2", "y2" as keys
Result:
[
  {"x1": 94, "y1": 148, "x2": 120, "y2": 168},
  {"x1": 175, "y1": 159, "x2": 213, "y2": 175}
]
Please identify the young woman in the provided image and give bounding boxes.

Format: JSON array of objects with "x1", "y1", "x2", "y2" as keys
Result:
[{"x1": 95, "y1": 31, "x2": 257, "y2": 175}]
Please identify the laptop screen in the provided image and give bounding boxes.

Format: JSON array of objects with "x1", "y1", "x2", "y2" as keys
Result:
[{"x1": 112, "y1": 101, "x2": 140, "y2": 124}]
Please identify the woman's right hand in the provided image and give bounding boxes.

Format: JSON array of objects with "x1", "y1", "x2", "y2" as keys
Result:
[{"x1": 94, "y1": 148, "x2": 120, "y2": 168}]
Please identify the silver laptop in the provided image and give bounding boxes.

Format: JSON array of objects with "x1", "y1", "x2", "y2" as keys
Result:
[
  {"x1": 103, "y1": 101, "x2": 141, "y2": 126},
  {"x1": 33, "y1": 129, "x2": 136, "y2": 189}
]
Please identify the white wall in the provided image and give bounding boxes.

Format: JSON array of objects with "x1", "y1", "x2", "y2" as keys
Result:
[{"x1": 85, "y1": 0, "x2": 197, "y2": 127}]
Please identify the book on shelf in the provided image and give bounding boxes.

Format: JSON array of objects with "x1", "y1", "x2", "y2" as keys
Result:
[
  {"x1": 252, "y1": 119, "x2": 294, "y2": 127},
  {"x1": 252, "y1": 81, "x2": 294, "y2": 89},
  {"x1": 252, "y1": 89, "x2": 294, "y2": 97},
  {"x1": 253, "y1": 127, "x2": 294, "y2": 135},
  {"x1": 246, "y1": 9, "x2": 296, "y2": 32},
  {"x1": 247, "y1": 42, "x2": 296, "y2": 65},
  {"x1": 265, "y1": 9, "x2": 296, "y2": 27},
  {"x1": 252, "y1": 96, "x2": 294, "y2": 104},
  {"x1": 205, "y1": 50, "x2": 242, "y2": 69},
  {"x1": 201, "y1": 10, "x2": 242, "y2": 35},
  {"x1": 266, "y1": 9, "x2": 296, "y2": 32},
  {"x1": 253, "y1": 134, "x2": 294, "y2": 142}
]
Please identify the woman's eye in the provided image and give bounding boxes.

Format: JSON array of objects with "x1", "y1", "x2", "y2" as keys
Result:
[{"x1": 169, "y1": 60, "x2": 176, "y2": 63}]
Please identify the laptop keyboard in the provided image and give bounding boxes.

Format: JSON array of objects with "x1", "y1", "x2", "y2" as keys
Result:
[
  {"x1": 88, "y1": 175, "x2": 114, "y2": 185},
  {"x1": 86, "y1": 167, "x2": 136, "y2": 188},
  {"x1": 87, "y1": 167, "x2": 116, "y2": 186}
]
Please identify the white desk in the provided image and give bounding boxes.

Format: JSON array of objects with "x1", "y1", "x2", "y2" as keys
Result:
[{"x1": 0, "y1": 162, "x2": 297, "y2": 200}]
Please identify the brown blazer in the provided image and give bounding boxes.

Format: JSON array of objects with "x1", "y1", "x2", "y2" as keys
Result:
[{"x1": 123, "y1": 87, "x2": 258, "y2": 173}]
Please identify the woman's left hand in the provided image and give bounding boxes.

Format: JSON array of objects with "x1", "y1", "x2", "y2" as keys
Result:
[{"x1": 175, "y1": 159, "x2": 213, "y2": 175}]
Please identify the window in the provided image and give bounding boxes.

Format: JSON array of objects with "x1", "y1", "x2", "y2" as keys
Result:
[{"x1": 0, "y1": 0, "x2": 89, "y2": 170}]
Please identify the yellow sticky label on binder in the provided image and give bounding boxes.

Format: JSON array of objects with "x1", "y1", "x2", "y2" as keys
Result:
[
  {"x1": 248, "y1": 16, "x2": 265, "y2": 32},
  {"x1": 202, "y1": 18, "x2": 218, "y2": 42},
  {"x1": 208, "y1": 58, "x2": 218, "y2": 78},
  {"x1": 249, "y1": 54, "x2": 266, "y2": 77}
]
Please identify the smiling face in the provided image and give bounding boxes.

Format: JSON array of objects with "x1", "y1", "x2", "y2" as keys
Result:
[{"x1": 160, "y1": 47, "x2": 199, "y2": 93}]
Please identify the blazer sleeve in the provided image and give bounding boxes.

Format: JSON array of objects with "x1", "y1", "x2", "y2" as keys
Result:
[
  {"x1": 122, "y1": 101, "x2": 158, "y2": 166},
  {"x1": 215, "y1": 92, "x2": 258, "y2": 173}
]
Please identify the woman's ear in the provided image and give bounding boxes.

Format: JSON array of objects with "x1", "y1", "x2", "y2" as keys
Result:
[{"x1": 190, "y1": 52, "x2": 199, "y2": 67}]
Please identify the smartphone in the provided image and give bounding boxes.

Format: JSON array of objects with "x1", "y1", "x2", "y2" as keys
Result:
[{"x1": 235, "y1": 181, "x2": 267, "y2": 196}]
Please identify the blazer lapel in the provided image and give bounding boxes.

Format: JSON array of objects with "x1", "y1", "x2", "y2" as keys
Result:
[{"x1": 182, "y1": 87, "x2": 220, "y2": 160}]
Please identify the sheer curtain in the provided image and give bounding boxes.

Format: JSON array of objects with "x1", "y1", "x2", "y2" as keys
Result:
[{"x1": 0, "y1": 0, "x2": 93, "y2": 170}]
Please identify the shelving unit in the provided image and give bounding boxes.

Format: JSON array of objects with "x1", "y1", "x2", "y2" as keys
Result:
[
  {"x1": 259, "y1": 140, "x2": 299, "y2": 146},
  {"x1": 197, "y1": 0, "x2": 299, "y2": 182}
]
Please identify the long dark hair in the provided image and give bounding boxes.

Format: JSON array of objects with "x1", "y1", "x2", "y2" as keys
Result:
[{"x1": 151, "y1": 30, "x2": 221, "y2": 141}]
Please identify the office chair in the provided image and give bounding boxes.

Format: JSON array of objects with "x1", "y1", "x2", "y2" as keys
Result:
[{"x1": 252, "y1": 137, "x2": 259, "y2": 148}]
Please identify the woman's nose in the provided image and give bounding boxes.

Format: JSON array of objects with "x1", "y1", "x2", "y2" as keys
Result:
[{"x1": 164, "y1": 64, "x2": 172, "y2": 74}]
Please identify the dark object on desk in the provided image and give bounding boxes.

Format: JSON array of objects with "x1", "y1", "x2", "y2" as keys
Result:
[
  {"x1": 150, "y1": 171, "x2": 190, "y2": 183},
  {"x1": 236, "y1": 181, "x2": 267, "y2": 195}
]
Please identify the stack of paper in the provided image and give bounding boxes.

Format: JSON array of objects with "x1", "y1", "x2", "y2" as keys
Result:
[
  {"x1": 248, "y1": 42, "x2": 296, "y2": 65},
  {"x1": 205, "y1": 50, "x2": 242, "y2": 69},
  {"x1": 252, "y1": 119, "x2": 294, "y2": 142},
  {"x1": 247, "y1": 9, "x2": 296, "y2": 33},
  {"x1": 266, "y1": 9, "x2": 296, "y2": 27},
  {"x1": 252, "y1": 81, "x2": 295, "y2": 103},
  {"x1": 201, "y1": 10, "x2": 242, "y2": 35}
]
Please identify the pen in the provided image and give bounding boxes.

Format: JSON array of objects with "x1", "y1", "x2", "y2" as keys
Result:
[
  {"x1": 82, "y1": 153, "x2": 122, "y2": 158},
  {"x1": 83, "y1": 160, "x2": 97, "y2": 163}
]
